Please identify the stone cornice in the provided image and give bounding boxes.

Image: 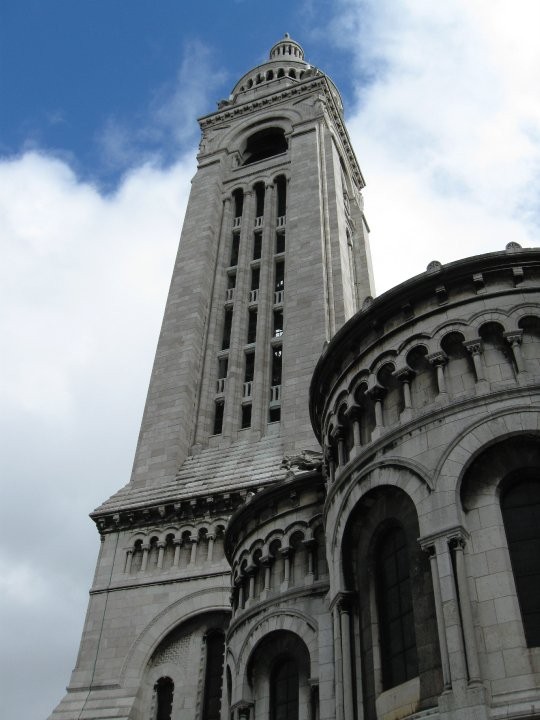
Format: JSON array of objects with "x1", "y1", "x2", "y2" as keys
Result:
[
  {"x1": 310, "y1": 248, "x2": 540, "y2": 437},
  {"x1": 198, "y1": 76, "x2": 365, "y2": 190},
  {"x1": 90, "y1": 488, "x2": 251, "y2": 534}
]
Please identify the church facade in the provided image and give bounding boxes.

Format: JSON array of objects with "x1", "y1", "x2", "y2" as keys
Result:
[{"x1": 50, "y1": 37, "x2": 540, "y2": 720}]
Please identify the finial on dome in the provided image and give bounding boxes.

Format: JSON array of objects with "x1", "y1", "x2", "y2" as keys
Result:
[{"x1": 269, "y1": 34, "x2": 305, "y2": 61}]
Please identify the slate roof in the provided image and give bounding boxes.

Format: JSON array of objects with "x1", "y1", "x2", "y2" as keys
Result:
[{"x1": 93, "y1": 435, "x2": 287, "y2": 515}]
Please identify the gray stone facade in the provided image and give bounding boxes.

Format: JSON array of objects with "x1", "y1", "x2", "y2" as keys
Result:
[{"x1": 49, "y1": 36, "x2": 540, "y2": 720}]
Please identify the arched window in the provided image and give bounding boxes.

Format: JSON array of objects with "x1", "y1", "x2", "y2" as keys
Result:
[
  {"x1": 270, "y1": 655, "x2": 299, "y2": 720},
  {"x1": 501, "y1": 472, "x2": 540, "y2": 647},
  {"x1": 376, "y1": 525, "x2": 418, "y2": 689},
  {"x1": 154, "y1": 676, "x2": 174, "y2": 720},
  {"x1": 242, "y1": 127, "x2": 287, "y2": 165}
]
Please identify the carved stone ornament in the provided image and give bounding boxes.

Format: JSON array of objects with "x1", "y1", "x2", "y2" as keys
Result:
[{"x1": 281, "y1": 449, "x2": 323, "y2": 475}]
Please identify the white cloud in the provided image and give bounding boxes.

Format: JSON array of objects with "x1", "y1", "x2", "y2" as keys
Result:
[
  {"x1": 332, "y1": 0, "x2": 540, "y2": 292},
  {"x1": 0, "y1": 149, "x2": 195, "y2": 718}
]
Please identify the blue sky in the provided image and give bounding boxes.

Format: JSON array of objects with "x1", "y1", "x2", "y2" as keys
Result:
[
  {"x1": 1, "y1": 2, "x2": 540, "y2": 718},
  {"x1": 1, "y1": 0, "x2": 358, "y2": 188}
]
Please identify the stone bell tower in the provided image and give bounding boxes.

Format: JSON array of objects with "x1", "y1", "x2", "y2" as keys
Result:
[{"x1": 49, "y1": 35, "x2": 372, "y2": 720}]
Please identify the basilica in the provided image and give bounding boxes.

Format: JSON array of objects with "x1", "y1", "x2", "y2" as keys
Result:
[{"x1": 49, "y1": 36, "x2": 540, "y2": 720}]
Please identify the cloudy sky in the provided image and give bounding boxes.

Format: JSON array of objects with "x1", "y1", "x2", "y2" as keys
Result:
[{"x1": 1, "y1": 1, "x2": 539, "y2": 717}]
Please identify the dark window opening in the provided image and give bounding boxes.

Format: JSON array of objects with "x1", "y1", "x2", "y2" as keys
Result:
[
  {"x1": 227, "y1": 273, "x2": 236, "y2": 290},
  {"x1": 253, "y1": 232, "x2": 262, "y2": 260},
  {"x1": 277, "y1": 68, "x2": 285, "y2": 78},
  {"x1": 241, "y1": 404, "x2": 252, "y2": 429},
  {"x1": 251, "y1": 267, "x2": 260, "y2": 291},
  {"x1": 222, "y1": 309, "x2": 233, "y2": 350},
  {"x1": 218, "y1": 357, "x2": 228, "y2": 379},
  {"x1": 202, "y1": 631, "x2": 226, "y2": 720},
  {"x1": 266, "y1": 70, "x2": 274, "y2": 81},
  {"x1": 376, "y1": 525, "x2": 418, "y2": 689},
  {"x1": 288, "y1": 69, "x2": 296, "y2": 79},
  {"x1": 213, "y1": 402, "x2": 224, "y2": 435},
  {"x1": 275, "y1": 261, "x2": 285, "y2": 292},
  {"x1": 275, "y1": 175, "x2": 287, "y2": 217},
  {"x1": 269, "y1": 406, "x2": 281, "y2": 422},
  {"x1": 276, "y1": 232, "x2": 285, "y2": 254},
  {"x1": 273, "y1": 309, "x2": 284, "y2": 337},
  {"x1": 232, "y1": 189, "x2": 244, "y2": 218},
  {"x1": 243, "y1": 128, "x2": 288, "y2": 166},
  {"x1": 272, "y1": 346, "x2": 282, "y2": 385},
  {"x1": 230, "y1": 233, "x2": 240, "y2": 266},
  {"x1": 244, "y1": 352, "x2": 255, "y2": 382},
  {"x1": 155, "y1": 677, "x2": 174, "y2": 720},
  {"x1": 501, "y1": 472, "x2": 540, "y2": 647},
  {"x1": 247, "y1": 309, "x2": 257, "y2": 344},
  {"x1": 254, "y1": 182, "x2": 265, "y2": 217},
  {"x1": 270, "y1": 656, "x2": 298, "y2": 720}
]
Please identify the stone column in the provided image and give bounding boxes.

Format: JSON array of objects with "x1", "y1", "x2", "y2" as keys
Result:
[
  {"x1": 333, "y1": 605, "x2": 344, "y2": 720},
  {"x1": 173, "y1": 539, "x2": 182, "y2": 568},
  {"x1": 348, "y1": 408, "x2": 362, "y2": 449},
  {"x1": 504, "y1": 330, "x2": 525, "y2": 374},
  {"x1": 155, "y1": 541, "x2": 164, "y2": 569},
  {"x1": 304, "y1": 539, "x2": 316, "y2": 584},
  {"x1": 395, "y1": 367, "x2": 415, "y2": 410},
  {"x1": 464, "y1": 339, "x2": 486, "y2": 382},
  {"x1": 280, "y1": 546, "x2": 291, "y2": 589},
  {"x1": 338, "y1": 596, "x2": 355, "y2": 720},
  {"x1": 421, "y1": 542, "x2": 452, "y2": 689},
  {"x1": 140, "y1": 543, "x2": 149, "y2": 573},
  {"x1": 369, "y1": 385, "x2": 386, "y2": 434},
  {"x1": 451, "y1": 537, "x2": 481, "y2": 684},
  {"x1": 207, "y1": 534, "x2": 215, "y2": 563},
  {"x1": 260, "y1": 555, "x2": 271, "y2": 600},
  {"x1": 335, "y1": 428, "x2": 346, "y2": 467},
  {"x1": 189, "y1": 538, "x2": 198, "y2": 565},
  {"x1": 428, "y1": 351, "x2": 448, "y2": 395},
  {"x1": 246, "y1": 564, "x2": 256, "y2": 605},
  {"x1": 222, "y1": 189, "x2": 255, "y2": 439},
  {"x1": 436, "y1": 536, "x2": 468, "y2": 683}
]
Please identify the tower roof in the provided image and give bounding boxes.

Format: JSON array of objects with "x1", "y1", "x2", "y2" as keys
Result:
[{"x1": 269, "y1": 33, "x2": 305, "y2": 61}]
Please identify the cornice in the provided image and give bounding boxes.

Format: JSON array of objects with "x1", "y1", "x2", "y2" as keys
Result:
[
  {"x1": 91, "y1": 487, "x2": 252, "y2": 534},
  {"x1": 198, "y1": 77, "x2": 365, "y2": 190}
]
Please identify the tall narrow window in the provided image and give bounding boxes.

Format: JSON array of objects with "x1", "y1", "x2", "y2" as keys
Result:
[
  {"x1": 202, "y1": 631, "x2": 226, "y2": 720},
  {"x1": 271, "y1": 346, "x2": 282, "y2": 386},
  {"x1": 276, "y1": 232, "x2": 285, "y2": 254},
  {"x1": 213, "y1": 401, "x2": 224, "y2": 435},
  {"x1": 251, "y1": 266, "x2": 260, "y2": 291},
  {"x1": 254, "y1": 182, "x2": 265, "y2": 218},
  {"x1": 247, "y1": 309, "x2": 257, "y2": 344},
  {"x1": 275, "y1": 261, "x2": 284, "y2": 292},
  {"x1": 217, "y1": 357, "x2": 228, "y2": 379},
  {"x1": 244, "y1": 352, "x2": 255, "y2": 382},
  {"x1": 270, "y1": 656, "x2": 299, "y2": 720},
  {"x1": 222, "y1": 309, "x2": 233, "y2": 350},
  {"x1": 273, "y1": 309, "x2": 283, "y2": 337},
  {"x1": 241, "y1": 404, "x2": 252, "y2": 429},
  {"x1": 501, "y1": 473, "x2": 540, "y2": 646},
  {"x1": 376, "y1": 525, "x2": 418, "y2": 689},
  {"x1": 253, "y1": 232, "x2": 262, "y2": 260},
  {"x1": 275, "y1": 175, "x2": 287, "y2": 217},
  {"x1": 154, "y1": 677, "x2": 174, "y2": 720},
  {"x1": 230, "y1": 233, "x2": 240, "y2": 266},
  {"x1": 232, "y1": 188, "x2": 244, "y2": 218}
]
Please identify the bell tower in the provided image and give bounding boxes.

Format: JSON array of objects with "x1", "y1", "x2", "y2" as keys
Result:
[{"x1": 49, "y1": 36, "x2": 372, "y2": 720}]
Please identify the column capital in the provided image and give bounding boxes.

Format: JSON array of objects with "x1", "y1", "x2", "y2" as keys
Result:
[
  {"x1": 394, "y1": 366, "x2": 415, "y2": 383},
  {"x1": 463, "y1": 338, "x2": 483, "y2": 355},
  {"x1": 418, "y1": 525, "x2": 469, "y2": 551},
  {"x1": 427, "y1": 350, "x2": 448, "y2": 367},
  {"x1": 504, "y1": 329, "x2": 523, "y2": 345}
]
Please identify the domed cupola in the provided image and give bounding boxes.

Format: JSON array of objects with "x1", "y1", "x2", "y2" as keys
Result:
[{"x1": 269, "y1": 33, "x2": 305, "y2": 61}]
